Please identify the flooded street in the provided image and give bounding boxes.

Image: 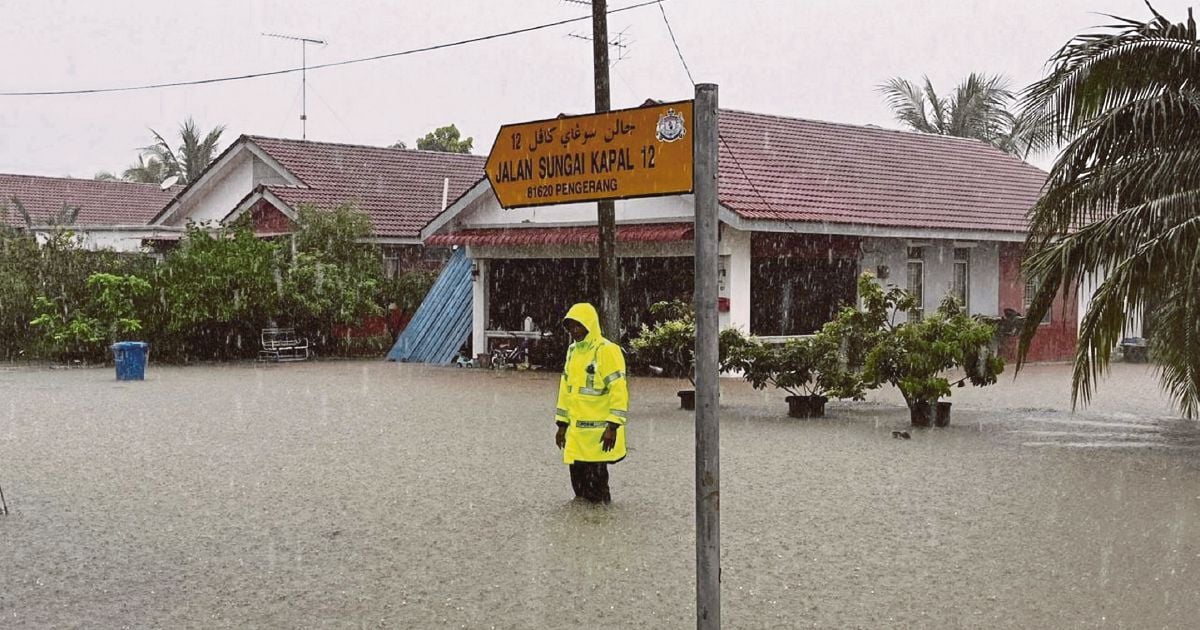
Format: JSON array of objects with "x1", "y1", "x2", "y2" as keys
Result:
[{"x1": 2, "y1": 361, "x2": 1198, "y2": 628}]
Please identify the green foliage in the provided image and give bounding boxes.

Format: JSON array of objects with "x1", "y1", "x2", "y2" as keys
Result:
[
  {"x1": 0, "y1": 227, "x2": 153, "y2": 362},
  {"x1": 283, "y1": 204, "x2": 385, "y2": 346},
  {"x1": 628, "y1": 300, "x2": 744, "y2": 386},
  {"x1": 1019, "y1": 4, "x2": 1200, "y2": 417},
  {"x1": 29, "y1": 295, "x2": 102, "y2": 360},
  {"x1": 726, "y1": 332, "x2": 865, "y2": 400},
  {"x1": 878, "y1": 73, "x2": 1054, "y2": 159},
  {"x1": 0, "y1": 230, "x2": 39, "y2": 359},
  {"x1": 151, "y1": 222, "x2": 281, "y2": 360},
  {"x1": 1, "y1": 203, "x2": 397, "y2": 364},
  {"x1": 85, "y1": 273, "x2": 152, "y2": 340},
  {"x1": 862, "y1": 290, "x2": 1005, "y2": 409},
  {"x1": 380, "y1": 270, "x2": 437, "y2": 314},
  {"x1": 415, "y1": 124, "x2": 474, "y2": 153},
  {"x1": 123, "y1": 117, "x2": 225, "y2": 184},
  {"x1": 28, "y1": 272, "x2": 151, "y2": 362}
]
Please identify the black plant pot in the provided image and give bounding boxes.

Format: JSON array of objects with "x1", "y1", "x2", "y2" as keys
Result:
[
  {"x1": 934, "y1": 401, "x2": 952, "y2": 427},
  {"x1": 678, "y1": 389, "x2": 696, "y2": 410},
  {"x1": 786, "y1": 395, "x2": 828, "y2": 418},
  {"x1": 910, "y1": 401, "x2": 933, "y2": 427}
]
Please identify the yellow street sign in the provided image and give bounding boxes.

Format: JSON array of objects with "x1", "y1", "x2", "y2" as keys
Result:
[{"x1": 485, "y1": 100, "x2": 694, "y2": 209}]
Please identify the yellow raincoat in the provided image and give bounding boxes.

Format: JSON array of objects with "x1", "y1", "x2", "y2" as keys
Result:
[{"x1": 555, "y1": 303, "x2": 628, "y2": 464}]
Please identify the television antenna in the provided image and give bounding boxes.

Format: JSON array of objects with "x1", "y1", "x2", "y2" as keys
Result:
[
  {"x1": 262, "y1": 32, "x2": 327, "y2": 140},
  {"x1": 566, "y1": 26, "x2": 632, "y2": 66}
]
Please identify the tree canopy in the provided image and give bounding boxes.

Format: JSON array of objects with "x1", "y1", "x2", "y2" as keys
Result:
[
  {"x1": 412, "y1": 124, "x2": 473, "y2": 153},
  {"x1": 878, "y1": 73, "x2": 1053, "y2": 159},
  {"x1": 122, "y1": 118, "x2": 225, "y2": 185}
]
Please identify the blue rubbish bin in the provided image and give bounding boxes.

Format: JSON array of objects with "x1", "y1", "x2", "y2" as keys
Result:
[{"x1": 111, "y1": 341, "x2": 150, "y2": 381}]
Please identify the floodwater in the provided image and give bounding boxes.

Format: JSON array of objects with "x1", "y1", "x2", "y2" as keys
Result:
[{"x1": 1, "y1": 360, "x2": 1197, "y2": 628}]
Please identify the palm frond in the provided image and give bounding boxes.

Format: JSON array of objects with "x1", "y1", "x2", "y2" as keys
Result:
[
  {"x1": 923, "y1": 76, "x2": 948, "y2": 135},
  {"x1": 1149, "y1": 275, "x2": 1200, "y2": 418},
  {"x1": 1022, "y1": 6, "x2": 1199, "y2": 142},
  {"x1": 877, "y1": 77, "x2": 937, "y2": 134},
  {"x1": 947, "y1": 73, "x2": 1012, "y2": 140},
  {"x1": 1021, "y1": 191, "x2": 1200, "y2": 412}
]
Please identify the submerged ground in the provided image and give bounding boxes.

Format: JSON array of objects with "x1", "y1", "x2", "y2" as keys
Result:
[{"x1": 1, "y1": 360, "x2": 1197, "y2": 628}]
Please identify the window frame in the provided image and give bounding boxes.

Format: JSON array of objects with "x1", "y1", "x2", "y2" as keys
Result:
[
  {"x1": 952, "y1": 247, "x2": 971, "y2": 312},
  {"x1": 906, "y1": 246, "x2": 924, "y2": 322},
  {"x1": 1024, "y1": 275, "x2": 1052, "y2": 325}
]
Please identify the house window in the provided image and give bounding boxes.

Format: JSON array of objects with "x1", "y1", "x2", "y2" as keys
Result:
[
  {"x1": 907, "y1": 246, "x2": 924, "y2": 321},
  {"x1": 1024, "y1": 275, "x2": 1051, "y2": 324},
  {"x1": 383, "y1": 255, "x2": 402, "y2": 279},
  {"x1": 952, "y1": 248, "x2": 970, "y2": 311}
]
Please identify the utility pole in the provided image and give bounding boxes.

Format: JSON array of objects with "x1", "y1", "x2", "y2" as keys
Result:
[
  {"x1": 591, "y1": 0, "x2": 621, "y2": 340},
  {"x1": 693, "y1": 82, "x2": 721, "y2": 630},
  {"x1": 263, "y1": 33, "x2": 326, "y2": 140}
]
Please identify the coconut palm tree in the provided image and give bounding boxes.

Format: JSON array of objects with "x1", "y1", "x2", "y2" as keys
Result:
[
  {"x1": 1019, "y1": 5, "x2": 1200, "y2": 416},
  {"x1": 878, "y1": 73, "x2": 1054, "y2": 158},
  {"x1": 121, "y1": 155, "x2": 170, "y2": 185},
  {"x1": 123, "y1": 118, "x2": 225, "y2": 185},
  {"x1": 879, "y1": 73, "x2": 1012, "y2": 141}
]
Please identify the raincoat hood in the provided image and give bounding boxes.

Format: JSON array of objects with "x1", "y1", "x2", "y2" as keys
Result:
[{"x1": 563, "y1": 302, "x2": 602, "y2": 342}]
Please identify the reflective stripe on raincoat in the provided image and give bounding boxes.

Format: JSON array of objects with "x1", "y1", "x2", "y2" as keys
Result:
[{"x1": 555, "y1": 303, "x2": 628, "y2": 464}]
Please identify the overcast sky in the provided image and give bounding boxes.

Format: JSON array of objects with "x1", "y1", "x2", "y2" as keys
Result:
[{"x1": 0, "y1": 0, "x2": 1192, "y2": 179}]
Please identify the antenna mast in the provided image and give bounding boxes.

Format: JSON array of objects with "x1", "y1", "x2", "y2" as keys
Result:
[{"x1": 263, "y1": 32, "x2": 327, "y2": 140}]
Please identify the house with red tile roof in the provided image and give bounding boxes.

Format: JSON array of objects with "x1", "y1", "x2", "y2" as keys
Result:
[
  {"x1": 150, "y1": 135, "x2": 485, "y2": 272},
  {"x1": 423, "y1": 108, "x2": 1076, "y2": 362},
  {"x1": 0, "y1": 173, "x2": 182, "y2": 250}
]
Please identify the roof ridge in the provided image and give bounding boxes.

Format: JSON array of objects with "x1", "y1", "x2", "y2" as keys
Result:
[
  {"x1": 246, "y1": 135, "x2": 487, "y2": 161},
  {"x1": 0, "y1": 172, "x2": 178, "y2": 190}
]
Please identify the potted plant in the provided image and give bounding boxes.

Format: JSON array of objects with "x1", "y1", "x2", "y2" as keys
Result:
[
  {"x1": 862, "y1": 290, "x2": 1005, "y2": 427},
  {"x1": 724, "y1": 330, "x2": 864, "y2": 418},
  {"x1": 629, "y1": 301, "x2": 748, "y2": 410}
]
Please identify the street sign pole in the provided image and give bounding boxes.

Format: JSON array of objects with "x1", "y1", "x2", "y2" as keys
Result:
[
  {"x1": 591, "y1": 0, "x2": 621, "y2": 341},
  {"x1": 693, "y1": 82, "x2": 720, "y2": 630}
]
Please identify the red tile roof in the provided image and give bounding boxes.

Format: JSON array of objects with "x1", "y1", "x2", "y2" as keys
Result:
[
  {"x1": 248, "y1": 136, "x2": 485, "y2": 239},
  {"x1": 0, "y1": 173, "x2": 179, "y2": 228},
  {"x1": 716, "y1": 110, "x2": 1048, "y2": 233},
  {"x1": 425, "y1": 222, "x2": 693, "y2": 246}
]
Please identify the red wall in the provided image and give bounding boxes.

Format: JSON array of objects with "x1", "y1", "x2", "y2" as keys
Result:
[
  {"x1": 998, "y1": 242, "x2": 1077, "y2": 362},
  {"x1": 250, "y1": 200, "x2": 295, "y2": 235}
]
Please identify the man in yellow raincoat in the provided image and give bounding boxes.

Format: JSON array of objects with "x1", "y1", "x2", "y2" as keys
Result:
[{"x1": 554, "y1": 303, "x2": 628, "y2": 504}]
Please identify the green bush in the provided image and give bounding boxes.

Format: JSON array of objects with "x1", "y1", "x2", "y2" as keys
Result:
[
  {"x1": 725, "y1": 331, "x2": 865, "y2": 400},
  {"x1": 2, "y1": 203, "x2": 408, "y2": 364},
  {"x1": 29, "y1": 272, "x2": 151, "y2": 362},
  {"x1": 850, "y1": 275, "x2": 1005, "y2": 410},
  {"x1": 628, "y1": 300, "x2": 747, "y2": 385}
]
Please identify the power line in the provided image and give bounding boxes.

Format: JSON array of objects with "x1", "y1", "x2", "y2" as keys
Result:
[
  {"x1": 655, "y1": 0, "x2": 780, "y2": 216},
  {"x1": 657, "y1": 1, "x2": 695, "y2": 86},
  {"x1": 0, "y1": 0, "x2": 664, "y2": 97}
]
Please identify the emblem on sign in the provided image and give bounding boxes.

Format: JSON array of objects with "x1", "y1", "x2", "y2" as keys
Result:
[{"x1": 656, "y1": 108, "x2": 687, "y2": 143}]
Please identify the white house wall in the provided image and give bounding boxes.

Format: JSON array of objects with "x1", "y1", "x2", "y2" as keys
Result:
[
  {"x1": 860, "y1": 237, "x2": 1000, "y2": 319},
  {"x1": 34, "y1": 228, "x2": 180, "y2": 253},
  {"x1": 719, "y1": 226, "x2": 751, "y2": 334},
  {"x1": 170, "y1": 152, "x2": 258, "y2": 226}
]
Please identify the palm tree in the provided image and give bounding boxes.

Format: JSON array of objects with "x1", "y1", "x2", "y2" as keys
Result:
[
  {"x1": 123, "y1": 118, "x2": 225, "y2": 185},
  {"x1": 878, "y1": 73, "x2": 1054, "y2": 158},
  {"x1": 1019, "y1": 5, "x2": 1200, "y2": 416},
  {"x1": 122, "y1": 155, "x2": 170, "y2": 184}
]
